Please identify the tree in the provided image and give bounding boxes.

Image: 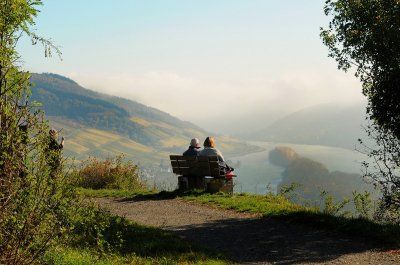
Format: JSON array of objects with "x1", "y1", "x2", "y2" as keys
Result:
[
  {"x1": 321, "y1": 0, "x2": 400, "y2": 217},
  {"x1": 0, "y1": 1, "x2": 71, "y2": 264},
  {"x1": 321, "y1": 0, "x2": 400, "y2": 138}
]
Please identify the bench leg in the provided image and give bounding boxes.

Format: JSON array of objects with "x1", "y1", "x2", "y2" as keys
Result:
[{"x1": 178, "y1": 176, "x2": 188, "y2": 191}]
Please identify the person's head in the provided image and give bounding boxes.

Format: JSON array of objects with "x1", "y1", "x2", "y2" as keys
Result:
[
  {"x1": 49, "y1": 128, "x2": 58, "y2": 138},
  {"x1": 190, "y1": 138, "x2": 201, "y2": 149},
  {"x1": 204, "y1": 137, "x2": 216, "y2": 148}
]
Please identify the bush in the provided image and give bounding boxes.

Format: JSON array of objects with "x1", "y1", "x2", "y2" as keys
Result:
[
  {"x1": 64, "y1": 203, "x2": 125, "y2": 252},
  {"x1": 74, "y1": 155, "x2": 145, "y2": 190}
]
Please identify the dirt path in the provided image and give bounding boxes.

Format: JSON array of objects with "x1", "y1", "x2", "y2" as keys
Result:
[{"x1": 95, "y1": 197, "x2": 400, "y2": 265}]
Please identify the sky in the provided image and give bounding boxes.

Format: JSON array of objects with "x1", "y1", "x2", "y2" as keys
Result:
[{"x1": 18, "y1": 0, "x2": 365, "y2": 134}]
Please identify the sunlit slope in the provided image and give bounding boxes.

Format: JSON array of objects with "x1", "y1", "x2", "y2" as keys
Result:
[
  {"x1": 52, "y1": 118, "x2": 260, "y2": 164},
  {"x1": 31, "y1": 73, "x2": 262, "y2": 163},
  {"x1": 49, "y1": 119, "x2": 164, "y2": 163}
]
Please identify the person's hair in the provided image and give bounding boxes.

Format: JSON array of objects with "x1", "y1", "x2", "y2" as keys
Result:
[
  {"x1": 204, "y1": 137, "x2": 215, "y2": 148},
  {"x1": 49, "y1": 129, "x2": 57, "y2": 136}
]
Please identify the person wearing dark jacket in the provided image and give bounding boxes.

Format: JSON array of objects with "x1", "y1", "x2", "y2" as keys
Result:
[
  {"x1": 183, "y1": 138, "x2": 201, "y2": 157},
  {"x1": 46, "y1": 128, "x2": 65, "y2": 177}
]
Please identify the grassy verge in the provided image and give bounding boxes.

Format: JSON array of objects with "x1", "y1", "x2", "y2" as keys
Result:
[
  {"x1": 184, "y1": 192, "x2": 400, "y2": 246},
  {"x1": 44, "y1": 205, "x2": 227, "y2": 265},
  {"x1": 77, "y1": 187, "x2": 154, "y2": 198},
  {"x1": 46, "y1": 244, "x2": 226, "y2": 265},
  {"x1": 80, "y1": 188, "x2": 400, "y2": 247}
]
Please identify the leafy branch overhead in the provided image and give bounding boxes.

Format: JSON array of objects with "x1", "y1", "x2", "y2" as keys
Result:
[{"x1": 321, "y1": 0, "x2": 400, "y2": 138}]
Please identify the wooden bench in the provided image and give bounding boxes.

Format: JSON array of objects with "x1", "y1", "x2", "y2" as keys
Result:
[{"x1": 169, "y1": 155, "x2": 234, "y2": 194}]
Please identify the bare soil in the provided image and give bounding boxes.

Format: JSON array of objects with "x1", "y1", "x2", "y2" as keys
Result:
[{"x1": 94, "y1": 197, "x2": 400, "y2": 265}]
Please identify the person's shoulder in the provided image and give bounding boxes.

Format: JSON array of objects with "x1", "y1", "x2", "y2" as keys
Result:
[
  {"x1": 198, "y1": 148, "x2": 207, "y2": 155},
  {"x1": 214, "y1": 148, "x2": 222, "y2": 153},
  {"x1": 209, "y1": 148, "x2": 219, "y2": 153},
  {"x1": 183, "y1": 148, "x2": 191, "y2": 156}
]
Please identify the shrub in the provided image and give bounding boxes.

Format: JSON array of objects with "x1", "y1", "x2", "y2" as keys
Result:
[
  {"x1": 75, "y1": 155, "x2": 145, "y2": 190},
  {"x1": 0, "y1": 1, "x2": 71, "y2": 263},
  {"x1": 64, "y1": 203, "x2": 125, "y2": 252}
]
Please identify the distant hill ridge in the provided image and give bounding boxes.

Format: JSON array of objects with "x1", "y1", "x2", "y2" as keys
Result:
[
  {"x1": 30, "y1": 73, "x2": 261, "y2": 163},
  {"x1": 247, "y1": 103, "x2": 368, "y2": 150}
]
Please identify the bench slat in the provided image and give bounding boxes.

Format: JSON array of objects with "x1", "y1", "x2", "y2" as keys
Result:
[
  {"x1": 170, "y1": 155, "x2": 183, "y2": 160},
  {"x1": 197, "y1": 157, "x2": 210, "y2": 162},
  {"x1": 170, "y1": 155, "x2": 225, "y2": 177},
  {"x1": 178, "y1": 160, "x2": 195, "y2": 167},
  {"x1": 172, "y1": 167, "x2": 181, "y2": 174}
]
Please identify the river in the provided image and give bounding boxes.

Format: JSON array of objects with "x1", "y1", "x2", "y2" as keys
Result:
[{"x1": 227, "y1": 141, "x2": 367, "y2": 194}]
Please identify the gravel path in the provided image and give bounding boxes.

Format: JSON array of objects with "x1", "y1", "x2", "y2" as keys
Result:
[{"x1": 94, "y1": 197, "x2": 400, "y2": 265}]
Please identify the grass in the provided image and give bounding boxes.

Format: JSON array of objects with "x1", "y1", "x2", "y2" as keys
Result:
[
  {"x1": 46, "y1": 242, "x2": 225, "y2": 265},
  {"x1": 45, "y1": 247, "x2": 226, "y2": 265},
  {"x1": 76, "y1": 187, "x2": 155, "y2": 198},
  {"x1": 44, "y1": 202, "x2": 227, "y2": 265},
  {"x1": 184, "y1": 192, "x2": 309, "y2": 217}
]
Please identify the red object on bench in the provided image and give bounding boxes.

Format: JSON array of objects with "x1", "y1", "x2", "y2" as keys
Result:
[{"x1": 225, "y1": 171, "x2": 236, "y2": 180}]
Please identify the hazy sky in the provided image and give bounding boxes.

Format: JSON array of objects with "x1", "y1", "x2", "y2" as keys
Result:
[{"x1": 18, "y1": 0, "x2": 364, "y2": 133}]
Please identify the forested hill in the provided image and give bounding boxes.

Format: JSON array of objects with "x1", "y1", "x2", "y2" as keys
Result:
[{"x1": 30, "y1": 73, "x2": 261, "y2": 162}]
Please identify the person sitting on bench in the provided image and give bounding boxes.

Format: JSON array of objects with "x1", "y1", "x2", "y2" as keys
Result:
[
  {"x1": 183, "y1": 138, "x2": 201, "y2": 157},
  {"x1": 199, "y1": 137, "x2": 234, "y2": 173}
]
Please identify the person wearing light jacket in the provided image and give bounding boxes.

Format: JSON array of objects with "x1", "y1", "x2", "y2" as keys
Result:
[{"x1": 199, "y1": 137, "x2": 234, "y2": 173}]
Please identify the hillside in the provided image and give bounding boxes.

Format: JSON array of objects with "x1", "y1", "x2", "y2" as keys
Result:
[
  {"x1": 247, "y1": 103, "x2": 368, "y2": 150},
  {"x1": 30, "y1": 73, "x2": 262, "y2": 163}
]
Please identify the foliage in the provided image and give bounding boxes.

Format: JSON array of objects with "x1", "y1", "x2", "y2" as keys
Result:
[
  {"x1": 352, "y1": 190, "x2": 374, "y2": 219},
  {"x1": 359, "y1": 125, "x2": 400, "y2": 221},
  {"x1": 74, "y1": 155, "x2": 145, "y2": 191},
  {"x1": 322, "y1": 0, "x2": 400, "y2": 214},
  {"x1": 321, "y1": 0, "x2": 400, "y2": 138},
  {"x1": 278, "y1": 183, "x2": 302, "y2": 202},
  {"x1": 319, "y1": 191, "x2": 350, "y2": 216},
  {"x1": 0, "y1": 1, "x2": 74, "y2": 264}
]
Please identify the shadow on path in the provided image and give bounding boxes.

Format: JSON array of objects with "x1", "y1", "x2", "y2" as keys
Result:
[
  {"x1": 168, "y1": 217, "x2": 383, "y2": 264},
  {"x1": 116, "y1": 190, "x2": 203, "y2": 202},
  {"x1": 95, "y1": 195, "x2": 400, "y2": 264}
]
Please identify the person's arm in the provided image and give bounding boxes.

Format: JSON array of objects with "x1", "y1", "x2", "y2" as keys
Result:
[
  {"x1": 216, "y1": 149, "x2": 225, "y2": 162},
  {"x1": 216, "y1": 149, "x2": 234, "y2": 171},
  {"x1": 60, "y1": 137, "x2": 65, "y2": 148}
]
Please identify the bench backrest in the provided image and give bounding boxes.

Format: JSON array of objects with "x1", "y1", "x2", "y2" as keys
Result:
[{"x1": 170, "y1": 155, "x2": 224, "y2": 178}]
